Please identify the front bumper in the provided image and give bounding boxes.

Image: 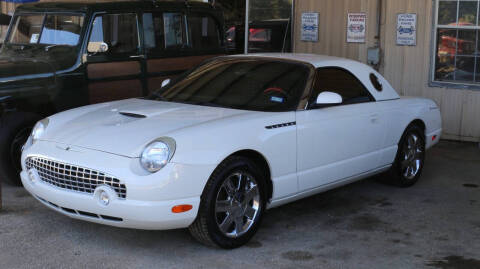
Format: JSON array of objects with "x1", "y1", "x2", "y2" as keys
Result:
[
  {"x1": 426, "y1": 128, "x2": 442, "y2": 149},
  {"x1": 21, "y1": 140, "x2": 216, "y2": 230}
]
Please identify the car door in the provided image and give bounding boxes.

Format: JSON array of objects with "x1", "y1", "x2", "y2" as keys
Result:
[
  {"x1": 85, "y1": 12, "x2": 146, "y2": 104},
  {"x1": 142, "y1": 10, "x2": 223, "y2": 93},
  {"x1": 296, "y1": 67, "x2": 386, "y2": 192}
]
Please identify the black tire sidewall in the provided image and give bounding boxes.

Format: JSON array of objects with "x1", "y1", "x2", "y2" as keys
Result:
[
  {"x1": 393, "y1": 125, "x2": 426, "y2": 187},
  {"x1": 203, "y1": 157, "x2": 267, "y2": 248},
  {"x1": 0, "y1": 112, "x2": 40, "y2": 186}
]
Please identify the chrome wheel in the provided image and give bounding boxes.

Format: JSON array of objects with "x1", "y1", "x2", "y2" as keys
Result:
[
  {"x1": 401, "y1": 133, "x2": 424, "y2": 180},
  {"x1": 215, "y1": 171, "x2": 261, "y2": 238}
]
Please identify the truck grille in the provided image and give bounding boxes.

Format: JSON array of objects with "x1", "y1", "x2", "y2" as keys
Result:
[{"x1": 25, "y1": 156, "x2": 127, "y2": 199}]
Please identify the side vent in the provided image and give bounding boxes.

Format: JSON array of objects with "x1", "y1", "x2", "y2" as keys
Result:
[
  {"x1": 119, "y1": 112, "x2": 147, "y2": 118},
  {"x1": 265, "y1": 122, "x2": 296, "y2": 129}
]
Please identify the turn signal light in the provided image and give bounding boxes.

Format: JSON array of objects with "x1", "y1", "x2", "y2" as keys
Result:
[{"x1": 172, "y1": 204, "x2": 193, "y2": 213}]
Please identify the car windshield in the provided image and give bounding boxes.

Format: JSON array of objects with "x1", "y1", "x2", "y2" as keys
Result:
[
  {"x1": 151, "y1": 58, "x2": 311, "y2": 112},
  {"x1": 7, "y1": 14, "x2": 84, "y2": 46}
]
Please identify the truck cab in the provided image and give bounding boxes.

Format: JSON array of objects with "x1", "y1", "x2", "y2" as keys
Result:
[{"x1": 0, "y1": 1, "x2": 225, "y2": 185}]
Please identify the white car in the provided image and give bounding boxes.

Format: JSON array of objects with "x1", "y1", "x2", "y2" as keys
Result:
[{"x1": 21, "y1": 54, "x2": 442, "y2": 248}]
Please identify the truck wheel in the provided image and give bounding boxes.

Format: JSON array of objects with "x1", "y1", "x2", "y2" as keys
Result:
[
  {"x1": 0, "y1": 113, "x2": 40, "y2": 186},
  {"x1": 189, "y1": 156, "x2": 266, "y2": 249}
]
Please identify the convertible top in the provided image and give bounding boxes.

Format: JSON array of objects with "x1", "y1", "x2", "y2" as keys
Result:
[{"x1": 230, "y1": 53, "x2": 401, "y2": 102}]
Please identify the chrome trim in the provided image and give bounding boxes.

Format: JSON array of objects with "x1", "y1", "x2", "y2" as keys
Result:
[{"x1": 25, "y1": 156, "x2": 127, "y2": 199}]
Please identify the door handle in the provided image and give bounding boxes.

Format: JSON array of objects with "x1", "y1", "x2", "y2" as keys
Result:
[
  {"x1": 370, "y1": 114, "x2": 379, "y2": 123},
  {"x1": 129, "y1": 55, "x2": 145, "y2": 59}
]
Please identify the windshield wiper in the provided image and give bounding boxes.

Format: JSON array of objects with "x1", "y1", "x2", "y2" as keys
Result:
[{"x1": 44, "y1": 44, "x2": 61, "y2": 51}]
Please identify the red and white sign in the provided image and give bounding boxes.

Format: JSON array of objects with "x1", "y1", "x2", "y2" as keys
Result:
[{"x1": 347, "y1": 13, "x2": 367, "y2": 43}]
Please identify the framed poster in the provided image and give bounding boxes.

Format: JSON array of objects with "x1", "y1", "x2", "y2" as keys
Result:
[
  {"x1": 397, "y1": 13, "x2": 417, "y2": 46},
  {"x1": 347, "y1": 13, "x2": 366, "y2": 43},
  {"x1": 301, "y1": 12, "x2": 319, "y2": 42}
]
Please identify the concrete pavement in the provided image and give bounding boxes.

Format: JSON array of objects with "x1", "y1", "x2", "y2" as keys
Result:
[{"x1": 0, "y1": 140, "x2": 479, "y2": 269}]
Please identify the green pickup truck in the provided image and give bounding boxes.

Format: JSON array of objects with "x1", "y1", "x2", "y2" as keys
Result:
[{"x1": 0, "y1": 1, "x2": 225, "y2": 185}]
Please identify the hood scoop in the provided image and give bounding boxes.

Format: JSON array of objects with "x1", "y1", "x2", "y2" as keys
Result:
[{"x1": 119, "y1": 111, "x2": 147, "y2": 118}]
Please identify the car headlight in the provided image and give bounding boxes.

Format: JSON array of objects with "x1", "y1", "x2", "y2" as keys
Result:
[
  {"x1": 140, "y1": 137, "x2": 176, "y2": 173},
  {"x1": 31, "y1": 118, "x2": 49, "y2": 143}
]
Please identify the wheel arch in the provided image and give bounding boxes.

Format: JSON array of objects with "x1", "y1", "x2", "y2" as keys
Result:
[
  {"x1": 399, "y1": 119, "x2": 426, "y2": 143},
  {"x1": 225, "y1": 149, "x2": 273, "y2": 203},
  {"x1": 407, "y1": 119, "x2": 426, "y2": 136}
]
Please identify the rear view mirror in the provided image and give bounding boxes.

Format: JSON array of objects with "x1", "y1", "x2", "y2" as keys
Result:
[
  {"x1": 87, "y1": 41, "x2": 108, "y2": 54},
  {"x1": 316, "y1": 91, "x2": 343, "y2": 105},
  {"x1": 161, "y1": 79, "x2": 171, "y2": 88}
]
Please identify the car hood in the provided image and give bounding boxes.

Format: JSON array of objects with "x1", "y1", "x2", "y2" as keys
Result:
[
  {"x1": 0, "y1": 57, "x2": 55, "y2": 81},
  {"x1": 42, "y1": 98, "x2": 253, "y2": 158}
]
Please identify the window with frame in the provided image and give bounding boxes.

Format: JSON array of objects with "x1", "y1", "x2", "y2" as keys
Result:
[
  {"x1": 88, "y1": 13, "x2": 139, "y2": 55},
  {"x1": 187, "y1": 13, "x2": 221, "y2": 50},
  {"x1": 434, "y1": 0, "x2": 480, "y2": 85},
  {"x1": 143, "y1": 12, "x2": 186, "y2": 52},
  {"x1": 312, "y1": 68, "x2": 373, "y2": 106}
]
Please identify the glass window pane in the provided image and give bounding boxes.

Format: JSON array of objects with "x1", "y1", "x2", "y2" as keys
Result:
[
  {"x1": 457, "y1": 29, "x2": 476, "y2": 55},
  {"x1": 455, "y1": 56, "x2": 475, "y2": 82},
  {"x1": 89, "y1": 14, "x2": 139, "y2": 54},
  {"x1": 314, "y1": 68, "x2": 372, "y2": 104},
  {"x1": 164, "y1": 13, "x2": 185, "y2": 49},
  {"x1": 40, "y1": 15, "x2": 84, "y2": 46},
  {"x1": 155, "y1": 59, "x2": 310, "y2": 112},
  {"x1": 437, "y1": 28, "x2": 457, "y2": 57},
  {"x1": 438, "y1": 0, "x2": 458, "y2": 25},
  {"x1": 478, "y1": 30, "x2": 480, "y2": 56},
  {"x1": 8, "y1": 15, "x2": 44, "y2": 44},
  {"x1": 187, "y1": 14, "x2": 220, "y2": 50},
  {"x1": 459, "y1": 0, "x2": 478, "y2": 25},
  {"x1": 249, "y1": 28, "x2": 272, "y2": 42},
  {"x1": 435, "y1": 54, "x2": 456, "y2": 81},
  {"x1": 476, "y1": 58, "x2": 480, "y2": 82},
  {"x1": 142, "y1": 13, "x2": 156, "y2": 50}
]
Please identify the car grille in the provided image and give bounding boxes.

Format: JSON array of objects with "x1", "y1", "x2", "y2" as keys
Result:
[{"x1": 25, "y1": 156, "x2": 127, "y2": 199}]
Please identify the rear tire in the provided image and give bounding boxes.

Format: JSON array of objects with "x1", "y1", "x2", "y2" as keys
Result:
[
  {"x1": 189, "y1": 156, "x2": 267, "y2": 249},
  {"x1": 0, "y1": 113, "x2": 40, "y2": 186},
  {"x1": 388, "y1": 124, "x2": 426, "y2": 187}
]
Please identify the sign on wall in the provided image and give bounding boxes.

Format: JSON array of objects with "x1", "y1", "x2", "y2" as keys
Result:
[
  {"x1": 301, "y1": 12, "x2": 319, "y2": 42},
  {"x1": 347, "y1": 13, "x2": 366, "y2": 43},
  {"x1": 396, "y1": 13, "x2": 417, "y2": 46}
]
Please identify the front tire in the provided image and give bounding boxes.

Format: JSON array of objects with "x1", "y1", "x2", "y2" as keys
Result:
[
  {"x1": 0, "y1": 113, "x2": 40, "y2": 186},
  {"x1": 189, "y1": 156, "x2": 266, "y2": 249},
  {"x1": 388, "y1": 124, "x2": 426, "y2": 187}
]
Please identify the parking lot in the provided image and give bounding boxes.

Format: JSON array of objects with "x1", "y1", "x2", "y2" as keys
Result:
[{"x1": 1, "y1": 140, "x2": 479, "y2": 269}]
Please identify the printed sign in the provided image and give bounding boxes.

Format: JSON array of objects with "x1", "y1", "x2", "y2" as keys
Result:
[
  {"x1": 397, "y1": 13, "x2": 417, "y2": 46},
  {"x1": 347, "y1": 13, "x2": 366, "y2": 43},
  {"x1": 301, "y1": 12, "x2": 319, "y2": 42}
]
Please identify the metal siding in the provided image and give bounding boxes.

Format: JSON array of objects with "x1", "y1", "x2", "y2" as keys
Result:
[{"x1": 294, "y1": 0, "x2": 480, "y2": 142}]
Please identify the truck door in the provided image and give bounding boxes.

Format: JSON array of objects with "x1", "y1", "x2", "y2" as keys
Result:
[{"x1": 85, "y1": 12, "x2": 146, "y2": 104}]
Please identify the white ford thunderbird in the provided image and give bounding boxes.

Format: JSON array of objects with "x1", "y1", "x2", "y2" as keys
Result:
[{"x1": 21, "y1": 54, "x2": 442, "y2": 248}]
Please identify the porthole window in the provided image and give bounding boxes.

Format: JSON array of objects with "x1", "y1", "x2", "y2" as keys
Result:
[{"x1": 370, "y1": 73, "x2": 383, "y2": 92}]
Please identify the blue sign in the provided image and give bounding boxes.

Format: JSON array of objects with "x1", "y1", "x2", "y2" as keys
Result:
[{"x1": 397, "y1": 13, "x2": 417, "y2": 46}]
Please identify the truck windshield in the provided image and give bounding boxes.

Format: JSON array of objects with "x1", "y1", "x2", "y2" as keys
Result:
[{"x1": 8, "y1": 14, "x2": 84, "y2": 46}]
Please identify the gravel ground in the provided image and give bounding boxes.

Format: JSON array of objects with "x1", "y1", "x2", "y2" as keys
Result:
[{"x1": 0, "y1": 140, "x2": 479, "y2": 269}]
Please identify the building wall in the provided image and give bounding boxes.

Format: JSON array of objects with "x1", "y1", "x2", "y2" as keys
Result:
[{"x1": 294, "y1": 0, "x2": 480, "y2": 142}]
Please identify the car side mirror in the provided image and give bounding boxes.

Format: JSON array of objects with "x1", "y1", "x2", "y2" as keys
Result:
[
  {"x1": 161, "y1": 79, "x2": 171, "y2": 88},
  {"x1": 87, "y1": 41, "x2": 109, "y2": 54},
  {"x1": 316, "y1": 91, "x2": 343, "y2": 105}
]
